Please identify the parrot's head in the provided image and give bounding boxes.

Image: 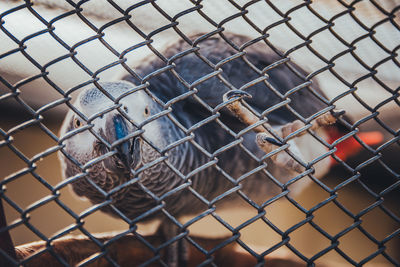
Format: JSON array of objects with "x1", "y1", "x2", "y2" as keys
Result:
[{"x1": 58, "y1": 81, "x2": 171, "y2": 197}]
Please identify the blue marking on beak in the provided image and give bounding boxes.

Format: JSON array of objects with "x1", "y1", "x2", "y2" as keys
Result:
[
  {"x1": 114, "y1": 115, "x2": 128, "y2": 140},
  {"x1": 113, "y1": 115, "x2": 133, "y2": 167}
]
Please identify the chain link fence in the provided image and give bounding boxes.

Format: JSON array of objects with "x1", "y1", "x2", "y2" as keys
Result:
[{"x1": 0, "y1": 0, "x2": 399, "y2": 266}]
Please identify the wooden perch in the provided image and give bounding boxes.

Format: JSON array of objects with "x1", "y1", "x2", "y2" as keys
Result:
[
  {"x1": 14, "y1": 232, "x2": 307, "y2": 267},
  {"x1": 0, "y1": 198, "x2": 16, "y2": 267}
]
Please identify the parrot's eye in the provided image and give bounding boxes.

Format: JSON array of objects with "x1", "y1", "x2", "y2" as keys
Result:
[
  {"x1": 73, "y1": 118, "x2": 82, "y2": 128},
  {"x1": 144, "y1": 106, "x2": 150, "y2": 116},
  {"x1": 123, "y1": 106, "x2": 128, "y2": 113}
]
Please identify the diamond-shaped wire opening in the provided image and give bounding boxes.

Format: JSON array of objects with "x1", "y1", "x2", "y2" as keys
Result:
[
  {"x1": 0, "y1": 1, "x2": 399, "y2": 266},
  {"x1": 336, "y1": 226, "x2": 383, "y2": 264}
]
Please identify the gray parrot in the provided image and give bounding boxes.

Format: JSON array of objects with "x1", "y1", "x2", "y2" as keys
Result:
[{"x1": 59, "y1": 33, "x2": 342, "y2": 266}]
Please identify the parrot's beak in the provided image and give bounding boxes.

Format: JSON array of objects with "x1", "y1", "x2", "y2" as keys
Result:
[
  {"x1": 113, "y1": 114, "x2": 141, "y2": 170},
  {"x1": 116, "y1": 139, "x2": 133, "y2": 167},
  {"x1": 116, "y1": 137, "x2": 141, "y2": 170}
]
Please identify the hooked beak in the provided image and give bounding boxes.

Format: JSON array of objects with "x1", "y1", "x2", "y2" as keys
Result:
[
  {"x1": 116, "y1": 139, "x2": 133, "y2": 167},
  {"x1": 113, "y1": 114, "x2": 141, "y2": 170},
  {"x1": 116, "y1": 137, "x2": 141, "y2": 169}
]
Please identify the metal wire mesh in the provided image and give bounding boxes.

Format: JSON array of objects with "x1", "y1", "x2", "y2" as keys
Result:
[{"x1": 0, "y1": 0, "x2": 399, "y2": 266}]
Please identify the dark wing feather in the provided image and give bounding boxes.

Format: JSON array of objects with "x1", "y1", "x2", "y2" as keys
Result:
[{"x1": 123, "y1": 33, "x2": 327, "y2": 128}]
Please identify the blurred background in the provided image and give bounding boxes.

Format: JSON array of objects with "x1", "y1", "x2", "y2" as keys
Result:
[{"x1": 1, "y1": 0, "x2": 400, "y2": 266}]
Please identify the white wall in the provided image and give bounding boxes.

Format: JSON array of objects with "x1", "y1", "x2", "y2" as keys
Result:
[{"x1": 1, "y1": 0, "x2": 399, "y2": 119}]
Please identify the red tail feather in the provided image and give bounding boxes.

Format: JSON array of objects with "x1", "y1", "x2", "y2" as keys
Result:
[{"x1": 328, "y1": 128, "x2": 383, "y2": 165}]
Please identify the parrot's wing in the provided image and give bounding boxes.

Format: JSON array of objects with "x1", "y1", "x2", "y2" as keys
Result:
[{"x1": 123, "y1": 34, "x2": 328, "y2": 128}]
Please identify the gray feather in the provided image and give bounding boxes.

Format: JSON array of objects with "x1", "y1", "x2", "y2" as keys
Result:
[{"x1": 59, "y1": 34, "x2": 327, "y2": 222}]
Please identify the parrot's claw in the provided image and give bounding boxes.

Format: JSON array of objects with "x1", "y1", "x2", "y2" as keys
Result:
[
  {"x1": 223, "y1": 90, "x2": 259, "y2": 127},
  {"x1": 313, "y1": 109, "x2": 345, "y2": 129},
  {"x1": 331, "y1": 109, "x2": 345, "y2": 118},
  {"x1": 223, "y1": 92, "x2": 305, "y2": 173},
  {"x1": 256, "y1": 133, "x2": 304, "y2": 173},
  {"x1": 261, "y1": 136, "x2": 284, "y2": 146},
  {"x1": 223, "y1": 91, "x2": 344, "y2": 174},
  {"x1": 223, "y1": 90, "x2": 252, "y2": 102}
]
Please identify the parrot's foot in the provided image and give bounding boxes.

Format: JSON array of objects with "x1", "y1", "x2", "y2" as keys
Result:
[
  {"x1": 157, "y1": 222, "x2": 188, "y2": 267},
  {"x1": 223, "y1": 90, "x2": 345, "y2": 173},
  {"x1": 222, "y1": 90, "x2": 258, "y2": 127},
  {"x1": 256, "y1": 122, "x2": 305, "y2": 173},
  {"x1": 314, "y1": 109, "x2": 345, "y2": 128}
]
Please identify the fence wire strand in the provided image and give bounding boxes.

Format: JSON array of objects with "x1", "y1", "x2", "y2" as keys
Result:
[{"x1": 0, "y1": 0, "x2": 400, "y2": 266}]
